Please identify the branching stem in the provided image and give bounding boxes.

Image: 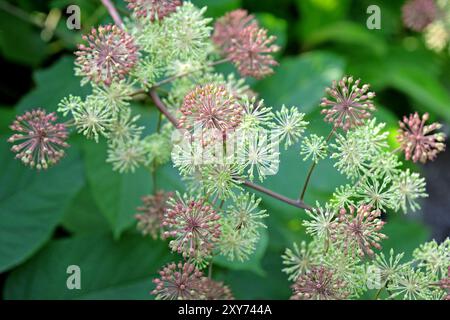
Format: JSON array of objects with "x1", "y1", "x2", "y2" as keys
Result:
[
  {"x1": 101, "y1": 0, "x2": 313, "y2": 212},
  {"x1": 299, "y1": 126, "x2": 337, "y2": 200}
]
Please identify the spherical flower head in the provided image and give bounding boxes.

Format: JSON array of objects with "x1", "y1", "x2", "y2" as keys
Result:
[
  {"x1": 397, "y1": 112, "x2": 446, "y2": 163},
  {"x1": 321, "y1": 76, "x2": 376, "y2": 131},
  {"x1": 162, "y1": 194, "x2": 221, "y2": 260},
  {"x1": 198, "y1": 278, "x2": 234, "y2": 300},
  {"x1": 291, "y1": 266, "x2": 348, "y2": 300},
  {"x1": 402, "y1": 0, "x2": 437, "y2": 32},
  {"x1": 135, "y1": 190, "x2": 173, "y2": 239},
  {"x1": 424, "y1": 20, "x2": 449, "y2": 52},
  {"x1": 75, "y1": 25, "x2": 138, "y2": 86},
  {"x1": 226, "y1": 24, "x2": 279, "y2": 79},
  {"x1": 212, "y1": 9, "x2": 257, "y2": 50},
  {"x1": 8, "y1": 109, "x2": 69, "y2": 170},
  {"x1": 126, "y1": 0, "x2": 181, "y2": 21},
  {"x1": 179, "y1": 84, "x2": 243, "y2": 137},
  {"x1": 152, "y1": 262, "x2": 204, "y2": 300},
  {"x1": 299, "y1": 134, "x2": 328, "y2": 163},
  {"x1": 282, "y1": 241, "x2": 318, "y2": 281},
  {"x1": 106, "y1": 138, "x2": 146, "y2": 173},
  {"x1": 336, "y1": 205, "x2": 387, "y2": 257}
]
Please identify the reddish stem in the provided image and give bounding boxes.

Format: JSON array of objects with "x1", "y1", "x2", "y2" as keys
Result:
[{"x1": 100, "y1": 0, "x2": 124, "y2": 27}]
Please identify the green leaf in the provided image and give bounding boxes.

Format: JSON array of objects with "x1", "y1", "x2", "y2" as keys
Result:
[
  {"x1": 303, "y1": 21, "x2": 388, "y2": 56},
  {"x1": 0, "y1": 108, "x2": 15, "y2": 136},
  {"x1": 388, "y1": 65, "x2": 450, "y2": 122},
  {"x1": 295, "y1": 0, "x2": 351, "y2": 41},
  {"x1": 3, "y1": 233, "x2": 172, "y2": 299},
  {"x1": 382, "y1": 215, "x2": 430, "y2": 260},
  {"x1": 61, "y1": 185, "x2": 111, "y2": 235},
  {"x1": 83, "y1": 139, "x2": 152, "y2": 238},
  {"x1": 217, "y1": 249, "x2": 291, "y2": 299},
  {"x1": 255, "y1": 52, "x2": 345, "y2": 112},
  {"x1": 16, "y1": 56, "x2": 90, "y2": 114},
  {"x1": 213, "y1": 228, "x2": 269, "y2": 276},
  {"x1": 0, "y1": 140, "x2": 84, "y2": 272},
  {"x1": 0, "y1": 11, "x2": 49, "y2": 66}
]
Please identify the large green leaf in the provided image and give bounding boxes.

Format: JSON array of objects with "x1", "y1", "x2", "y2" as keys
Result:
[
  {"x1": 61, "y1": 185, "x2": 111, "y2": 235},
  {"x1": 16, "y1": 56, "x2": 90, "y2": 114},
  {"x1": 382, "y1": 215, "x2": 430, "y2": 260},
  {"x1": 0, "y1": 140, "x2": 84, "y2": 272},
  {"x1": 303, "y1": 21, "x2": 387, "y2": 56},
  {"x1": 0, "y1": 11, "x2": 49, "y2": 66},
  {"x1": 82, "y1": 139, "x2": 153, "y2": 238},
  {"x1": 0, "y1": 108, "x2": 15, "y2": 135},
  {"x1": 388, "y1": 65, "x2": 450, "y2": 123},
  {"x1": 295, "y1": 0, "x2": 351, "y2": 42},
  {"x1": 3, "y1": 233, "x2": 172, "y2": 299}
]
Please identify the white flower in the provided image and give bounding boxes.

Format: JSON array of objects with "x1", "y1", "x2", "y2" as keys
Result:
[
  {"x1": 107, "y1": 109, "x2": 143, "y2": 144},
  {"x1": 413, "y1": 239, "x2": 450, "y2": 277},
  {"x1": 72, "y1": 97, "x2": 111, "y2": 142},
  {"x1": 356, "y1": 176, "x2": 397, "y2": 211},
  {"x1": 239, "y1": 97, "x2": 273, "y2": 132},
  {"x1": 300, "y1": 134, "x2": 327, "y2": 163},
  {"x1": 271, "y1": 105, "x2": 308, "y2": 149},
  {"x1": 92, "y1": 80, "x2": 133, "y2": 114},
  {"x1": 58, "y1": 95, "x2": 82, "y2": 117},
  {"x1": 240, "y1": 132, "x2": 279, "y2": 182},
  {"x1": 107, "y1": 138, "x2": 146, "y2": 173},
  {"x1": 391, "y1": 169, "x2": 427, "y2": 213},
  {"x1": 303, "y1": 203, "x2": 337, "y2": 242}
]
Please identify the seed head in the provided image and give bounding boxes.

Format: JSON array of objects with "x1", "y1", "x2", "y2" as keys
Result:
[
  {"x1": 397, "y1": 112, "x2": 446, "y2": 163},
  {"x1": 8, "y1": 109, "x2": 69, "y2": 170},
  {"x1": 402, "y1": 0, "x2": 437, "y2": 32},
  {"x1": 336, "y1": 205, "x2": 387, "y2": 257},
  {"x1": 321, "y1": 76, "x2": 376, "y2": 130},
  {"x1": 126, "y1": 0, "x2": 181, "y2": 21},
  {"x1": 152, "y1": 262, "x2": 204, "y2": 300},
  {"x1": 226, "y1": 24, "x2": 279, "y2": 79},
  {"x1": 212, "y1": 9, "x2": 257, "y2": 50},
  {"x1": 199, "y1": 278, "x2": 234, "y2": 300},
  {"x1": 291, "y1": 266, "x2": 348, "y2": 300},
  {"x1": 162, "y1": 195, "x2": 221, "y2": 260},
  {"x1": 179, "y1": 84, "x2": 243, "y2": 135},
  {"x1": 136, "y1": 191, "x2": 173, "y2": 239},
  {"x1": 75, "y1": 25, "x2": 138, "y2": 86}
]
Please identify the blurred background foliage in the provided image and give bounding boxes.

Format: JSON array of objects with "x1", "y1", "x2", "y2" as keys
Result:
[{"x1": 0, "y1": 0, "x2": 449, "y2": 299}]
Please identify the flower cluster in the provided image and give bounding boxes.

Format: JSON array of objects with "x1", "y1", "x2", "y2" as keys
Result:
[
  {"x1": 291, "y1": 266, "x2": 349, "y2": 300},
  {"x1": 13, "y1": 0, "x2": 449, "y2": 301},
  {"x1": 403, "y1": 0, "x2": 450, "y2": 53},
  {"x1": 397, "y1": 112, "x2": 446, "y2": 163},
  {"x1": 402, "y1": 0, "x2": 437, "y2": 31},
  {"x1": 75, "y1": 25, "x2": 138, "y2": 86},
  {"x1": 218, "y1": 193, "x2": 268, "y2": 261},
  {"x1": 126, "y1": 0, "x2": 181, "y2": 21},
  {"x1": 320, "y1": 76, "x2": 375, "y2": 130},
  {"x1": 179, "y1": 84, "x2": 243, "y2": 137},
  {"x1": 8, "y1": 109, "x2": 69, "y2": 170},
  {"x1": 162, "y1": 193, "x2": 221, "y2": 263},
  {"x1": 213, "y1": 9, "x2": 279, "y2": 78},
  {"x1": 135, "y1": 190, "x2": 173, "y2": 239},
  {"x1": 335, "y1": 205, "x2": 387, "y2": 257},
  {"x1": 151, "y1": 261, "x2": 234, "y2": 300}
]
